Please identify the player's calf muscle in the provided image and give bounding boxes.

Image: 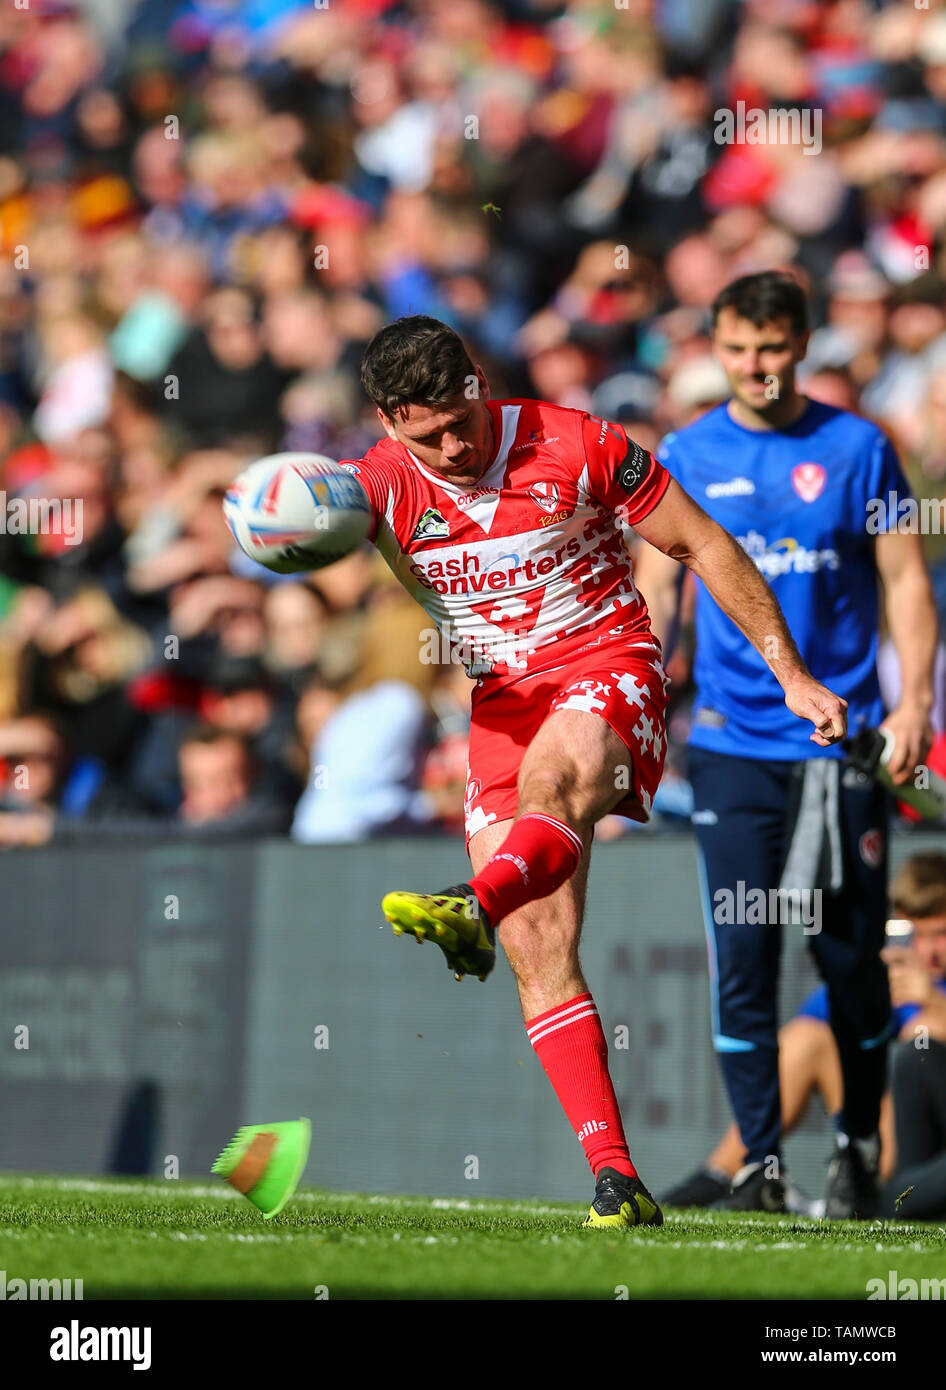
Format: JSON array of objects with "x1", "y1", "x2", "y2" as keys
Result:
[{"x1": 501, "y1": 903, "x2": 585, "y2": 1005}]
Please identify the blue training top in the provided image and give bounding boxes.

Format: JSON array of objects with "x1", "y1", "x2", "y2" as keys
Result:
[
  {"x1": 656, "y1": 399, "x2": 910, "y2": 760},
  {"x1": 797, "y1": 978, "x2": 946, "y2": 1034}
]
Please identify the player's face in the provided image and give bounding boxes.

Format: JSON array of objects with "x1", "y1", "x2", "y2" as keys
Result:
[
  {"x1": 713, "y1": 310, "x2": 809, "y2": 412},
  {"x1": 912, "y1": 913, "x2": 946, "y2": 977},
  {"x1": 380, "y1": 367, "x2": 494, "y2": 486}
]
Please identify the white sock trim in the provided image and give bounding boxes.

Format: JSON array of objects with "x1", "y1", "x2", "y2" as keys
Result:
[
  {"x1": 528, "y1": 1007, "x2": 599, "y2": 1048},
  {"x1": 526, "y1": 996, "x2": 597, "y2": 1039},
  {"x1": 519, "y1": 812, "x2": 584, "y2": 857}
]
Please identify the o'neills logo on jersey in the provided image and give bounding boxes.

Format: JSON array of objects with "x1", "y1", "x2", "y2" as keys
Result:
[
  {"x1": 457, "y1": 487, "x2": 499, "y2": 505},
  {"x1": 529, "y1": 481, "x2": 561, "y2": 514},
  {"x1": 408, "y1": 535, "x2": 584, "y2": 594}
]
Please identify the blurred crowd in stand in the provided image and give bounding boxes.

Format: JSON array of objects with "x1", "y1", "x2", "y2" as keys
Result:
[{"x1": 2, "y1": 0, "x2": 946, "y2": 844}]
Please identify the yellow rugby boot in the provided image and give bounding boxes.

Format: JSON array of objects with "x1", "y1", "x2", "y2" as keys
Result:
[
  {"x1": 382, "y1": 883, "x2": 495, "y2": 981},
  {"x1": 583, "y1": 1167, "x2": 664, "y2": 1229}
]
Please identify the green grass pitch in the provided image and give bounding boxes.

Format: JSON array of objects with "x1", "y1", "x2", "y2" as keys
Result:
[{"x1": 1, "y1": 1175, "x2": 944, "y2": 1300}]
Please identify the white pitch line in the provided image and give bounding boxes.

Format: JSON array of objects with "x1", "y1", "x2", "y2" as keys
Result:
[
  {"x1": 0, "y1": 1177, "x2": 241, "y2": 1201},
  {"x1": 1, "y1": 1179, "x2": 940, "y2": 1243}
]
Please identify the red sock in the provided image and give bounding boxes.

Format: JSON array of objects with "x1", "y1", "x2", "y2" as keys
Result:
[
  {"x1": 526, "y1": 993, "x2": 637, "y2": 1179},
  {"x1": 469, "y1": 813, "x2": 582, "y2": 925}
]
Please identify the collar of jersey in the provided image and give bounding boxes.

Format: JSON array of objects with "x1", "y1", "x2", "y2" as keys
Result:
[
  {"x1": 406, "y1": 402, "x2": 521, "y2": 496},
  {"x1": 722, "y1": 397, "x2": 817, "y2": 438}
]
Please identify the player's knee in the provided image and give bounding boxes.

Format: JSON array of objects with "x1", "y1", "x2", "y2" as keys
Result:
[
  {"x1": 782, "y1": 1014, "x2": 833, "y2": 1058},
  {"x1": 518, "y1": 761, "x2": 572, "y2": 803},
  {"x1": 518, "y1": 762, "x2": 591, "y2": 823}
]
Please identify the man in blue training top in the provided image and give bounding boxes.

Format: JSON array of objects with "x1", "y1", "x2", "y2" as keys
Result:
[{"x1": 634, "y1": 271, "x2": 938, "y2": 1217}]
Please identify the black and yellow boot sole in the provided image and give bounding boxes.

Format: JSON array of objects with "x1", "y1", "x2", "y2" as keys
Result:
[{"x1": 381, "y1": 885, "x2": 495, "y2": 981}]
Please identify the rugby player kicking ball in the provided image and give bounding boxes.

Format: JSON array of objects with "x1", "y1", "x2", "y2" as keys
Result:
[{"x1": 343, "y1": 316, "x2": 846, "y2": 1230}]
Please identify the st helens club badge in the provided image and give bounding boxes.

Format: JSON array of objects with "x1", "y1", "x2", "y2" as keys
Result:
[
  {"x1": 791, "y1": 463, "x2": 826, "y2": 502},
  {"x1": 859, "y1": 828, "x2": 884, "y2": 869},
  {"x1": 528, "y1": 480, "x2": 561, "y2": 513}
]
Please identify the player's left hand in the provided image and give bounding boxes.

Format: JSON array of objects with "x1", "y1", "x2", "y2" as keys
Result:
[
  {"x1": 879, "y1": 704, "x2": 934, "y2": 785},
  {"x1": 781, "y1": 674, "x2": 848, "y2": 746}
]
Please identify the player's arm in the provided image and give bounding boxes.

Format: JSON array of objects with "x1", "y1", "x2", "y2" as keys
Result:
[
  {"x1": 633, "y1": 476, "x2": 847, "y2": 746},
  {"x1": 583, "y1": 415, "x2": 684, "y2": 653},
  {"x1": 874, "y1": 529, "x2": 937, "y2": 783},
  {"x1": 632, "y1": 536, "x2": 683, "y2": 655}
]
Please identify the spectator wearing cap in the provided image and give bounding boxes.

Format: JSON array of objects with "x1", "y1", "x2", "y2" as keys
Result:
[
  {"x1": 199, "y1": 650, "x2": 300, "y2": 808},
  {"x1": 663, "y1": 353, "x2": 729, "y2": 429},
  {"x1": 123, "y1": 643, "x2": 298, "y2": 815}
]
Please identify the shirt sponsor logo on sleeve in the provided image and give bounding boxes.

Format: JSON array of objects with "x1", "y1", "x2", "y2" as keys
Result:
[{"x1": 616, "y1": 440, "x2": 651, "y2": 496}]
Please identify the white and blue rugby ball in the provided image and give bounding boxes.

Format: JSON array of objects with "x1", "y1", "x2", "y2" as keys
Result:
[{"x1": 223, "y1": 452, "x2": 371, "y2": 574}]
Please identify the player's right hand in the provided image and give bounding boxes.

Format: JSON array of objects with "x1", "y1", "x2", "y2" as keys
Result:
[
  {"x1": 879, "y1": 705, "x2": 934, "y2": 784},
  {"x1": 782, "y1": 674, "x2": 848, "y2": 746}
]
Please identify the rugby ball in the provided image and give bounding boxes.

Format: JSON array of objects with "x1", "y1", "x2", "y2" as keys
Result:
[{"x1": 223, "y1": 452, "x2": 371, "y2": 574}]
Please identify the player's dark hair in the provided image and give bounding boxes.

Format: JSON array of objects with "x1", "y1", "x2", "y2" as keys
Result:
[
  {"x1": 711, "y1": 272, "x2": 809, "y2": 336},
  {"x1": 360, "y1": 316, "x2": 477, "y2": 420},
  {"x1": 891, "y1": 853, "x2": 946, "y2": 920}
]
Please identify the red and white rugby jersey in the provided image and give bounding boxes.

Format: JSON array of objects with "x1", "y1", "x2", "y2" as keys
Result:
[{"x1": 341, "y1": 398, "x2": 670, "y2": 681}]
